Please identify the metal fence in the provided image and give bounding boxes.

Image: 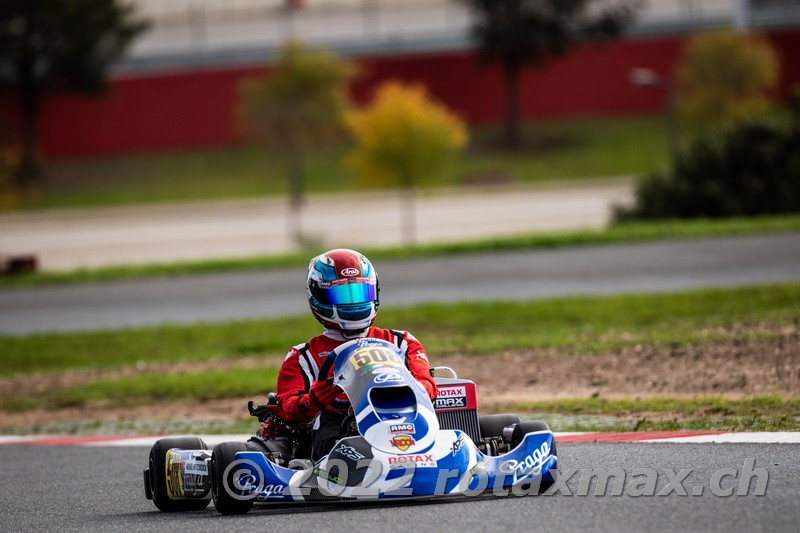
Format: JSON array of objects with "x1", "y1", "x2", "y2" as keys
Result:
[
  {"x1": 118, "y1": 0, "x2": 800, "y2": 71},
  {"x1": 125, "y1": 0, "x2": 800, "y2": 25}
]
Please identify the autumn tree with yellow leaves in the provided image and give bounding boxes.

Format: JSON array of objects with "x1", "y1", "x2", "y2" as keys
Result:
[
  {"x1": 677, "y1": 29, "x2": 779, "y2": 132},
  {"x1": 346, "y1": 82, "x2": 467, "y2": 244}
]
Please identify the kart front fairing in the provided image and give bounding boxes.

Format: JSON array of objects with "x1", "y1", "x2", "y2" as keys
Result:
[{"x1": 230, "y1": 339, "x2": 557, "y2": 502}]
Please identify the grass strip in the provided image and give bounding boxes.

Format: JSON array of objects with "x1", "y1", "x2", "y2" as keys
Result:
[
  {"x1": 0, "y1": 367, "x2": 279, "y2": 412},
  {"x1": 511, "y1": 395, "x2": 800, "y2": 432},
  {"x1": 513, "y1": 395, "x2": 800, "y2": 418},
  {"x1": 2, "y1": 214, "x2": 800, "y2": 288},
  {"x1": 1, "y1": 282, "x2": 798, "y2": 376},
  {"x1": 34, "y1": 116, "x2": 668, "y2": 209}
]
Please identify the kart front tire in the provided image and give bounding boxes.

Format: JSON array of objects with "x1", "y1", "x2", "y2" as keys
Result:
[
  {"x1": 211, "y1": 442, "x2": 254, "y2": 515},
  {"x1": 148, "y1": 437, "x2": 211, "y2": 512},
  {"x1": 511, "y1": 420, "x2": 554, "y2": 450}
]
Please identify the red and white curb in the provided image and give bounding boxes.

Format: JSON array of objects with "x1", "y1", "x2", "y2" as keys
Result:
[{"x1": 1, "y1": 431, "x2": 800, "y2": 447}]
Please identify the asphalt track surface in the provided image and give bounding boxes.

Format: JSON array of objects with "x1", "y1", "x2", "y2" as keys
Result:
[
  {"x1": 1, "y1": 442, "x2": 797, "y2": 532},
  {"x1": 1, "y1": 233, "x2": 799, "y2": 335}
]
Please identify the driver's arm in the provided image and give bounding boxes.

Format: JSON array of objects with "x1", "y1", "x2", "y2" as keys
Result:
[
  {"x1": 276, "y1": 347, "x2": 340, "y2": 424},
  {"x1": 403, "y1": 332, "x2": 438, "y2": 400}
]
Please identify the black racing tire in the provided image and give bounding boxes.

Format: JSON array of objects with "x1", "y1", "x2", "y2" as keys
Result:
[
  {"x1": 479, "y1": 414, "x2": 524, "y2": 439},
  {"x1": 148, "y1": 437, "x2": 211, "y2": 512},
  {"x1": 210, "y1": 442, "x2": 254, "y2": 515},
  {"x1": 511, "y1": 420, "x2": 557, "y2": 456}
]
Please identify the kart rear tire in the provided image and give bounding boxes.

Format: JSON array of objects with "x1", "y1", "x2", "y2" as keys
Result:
[
  {"x1": 479, "y1": 414, "x2": 524, "y2": 439},
  {"x1": 148, "y1": 437, "x2": 211, "y2": 512},
  {"x1": 211, "y1": 442, "x2": 254, "y2": 515}
]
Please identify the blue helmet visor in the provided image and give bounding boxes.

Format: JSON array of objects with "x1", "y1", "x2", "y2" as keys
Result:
[{"x1": 323, "y1": 282, "x2": 377, "y2": 305}]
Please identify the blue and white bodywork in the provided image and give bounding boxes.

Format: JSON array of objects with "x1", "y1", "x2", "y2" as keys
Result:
[{"x1": 229, "y1": 339, "x2": 557, "y2": 502}]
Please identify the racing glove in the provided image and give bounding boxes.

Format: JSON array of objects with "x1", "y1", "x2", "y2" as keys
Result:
[{"x1": 299, "y1": 380, "x2": 343, "y2": 417}]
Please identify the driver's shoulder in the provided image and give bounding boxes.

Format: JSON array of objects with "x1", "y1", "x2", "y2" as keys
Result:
[
  {"x1": 306, "y1": 334, "x2": 342, "y2": 357},
  {"x1": 367, "y1": 326, "x2": 406, "y2": 340}
]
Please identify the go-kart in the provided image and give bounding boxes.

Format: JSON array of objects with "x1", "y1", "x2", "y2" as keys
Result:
[{"x1": 143, "y1": 338, "x2": 558, "y2": 514}]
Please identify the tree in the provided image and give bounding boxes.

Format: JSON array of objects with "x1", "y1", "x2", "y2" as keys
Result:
[
  {"x1": 615, "y1": 103, "x2": 800, "y2": 221},
  {"x1": 459, "y1": 0, "x2": 640, "y2": 148},
  {"x1": 239, "y1": 40, "x2": 354, "y2": 245},
  {"x1": 346, "y1": 81, "x2": 467, "y2": 244},
  {"x1": 0, "y1": 0, "x2": 147, "y2": 193},
  {"x1": 677, "y1": 28, "x2": 778, "y2": 132}
]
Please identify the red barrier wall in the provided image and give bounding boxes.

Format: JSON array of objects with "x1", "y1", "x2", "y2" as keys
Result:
[{"x1": 3, "y1": 28, "x2": 799, "y2": 158}]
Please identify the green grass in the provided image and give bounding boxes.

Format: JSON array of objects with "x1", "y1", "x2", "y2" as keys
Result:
[
  {"x1": 0, "y1": 367, "x2": 279, "y2": 412},
  {"x1": 511, "y1": 395, "x2": 800, "y2": 432},
  {"x1": 514, "y1": 395, "x2": 800, "y2": 418},
  {"x1": 26, "y1": 115, "x2": 667, "y2": 210},
  {"x1": 37, "y1": 145, "x2": 355, "y2": 209},
  {"x1": 1, "y1": 282, "x2": 798, "y2": 376},
  {"x1": 458, "y1": 116, "x2": 668, "y2": 185},
  {"x1": 3, "y1": 213, "x2": 800, "y2": 288}
]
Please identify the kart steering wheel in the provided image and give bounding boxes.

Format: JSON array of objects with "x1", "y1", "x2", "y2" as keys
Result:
[{"x1": 317, "y1": 353, "x2": 351, "y2": 410}]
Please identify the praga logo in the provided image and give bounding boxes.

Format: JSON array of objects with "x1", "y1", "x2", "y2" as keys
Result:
[
  {"x1": 254, "y1": 485, "x2": 286, "y2": 501},
  {"x1": 390, "y1": 435, "x2": 415, "y2": 451},
  {"x1": 500, "y1": 441, "x2": 551, "y2": 475}
]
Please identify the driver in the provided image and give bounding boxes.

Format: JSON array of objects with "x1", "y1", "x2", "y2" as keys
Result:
[{"x1": 274, "y1": 248, "x2": 438, "y2": 460}]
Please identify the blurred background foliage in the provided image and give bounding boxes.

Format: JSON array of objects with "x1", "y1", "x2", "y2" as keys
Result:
[
  {"x1": 459, "y1": 0, "x2": 641, "y2": 148},
  {"x1": 346, "y1": 81, "x2": 466, "y2": 190},
  {"x1": 0, "y1": 0, "x2": 147, "y2": 194},
  {"x1": 619, "y1": 29, "x2": 800, "y2": 221},
  {"x1": 238, "y1": 40, "x2": 354, "y2": 244},
  {"x1": 677, "y1": 28, "x2": 779, "y2": 133},
  {"x1": 346, "y1": 80, "x2": 467, "y2": 243}
]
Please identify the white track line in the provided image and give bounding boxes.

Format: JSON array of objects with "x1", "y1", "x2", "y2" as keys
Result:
[
  {"x1": 643, "y1": 432, "x2": 800, "y2": 444},
  {"x1": 82, "y1": 434, "x2": 253, "y2": 447}
]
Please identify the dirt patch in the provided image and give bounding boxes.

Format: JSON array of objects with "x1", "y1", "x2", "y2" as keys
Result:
[
  {"x1": 438, "y1": 328, "x2": 800, "y2": 406},
  {"x1": 0, "y1": 356, "x2": 285, "y2": 400},
  {"x1": 0, "y1": 397, "x2": 254, "y2": 430},
  {"x1": 1, "y1": 329, "x2": 798, "y2": 429}
]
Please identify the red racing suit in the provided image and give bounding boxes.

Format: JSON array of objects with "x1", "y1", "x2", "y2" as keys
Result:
[{"x1": 276, "y1": 327, "x2": 438, "y2": 424}]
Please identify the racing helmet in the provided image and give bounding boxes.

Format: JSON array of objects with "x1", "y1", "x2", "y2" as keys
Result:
[{"x1": 306, "y1": 249, "x2": 380, "y2": 335}]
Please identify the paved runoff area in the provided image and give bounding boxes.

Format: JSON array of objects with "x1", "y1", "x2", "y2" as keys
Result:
[{"x1": 0, "y1": 182, "x2": 631, "y2": 271}]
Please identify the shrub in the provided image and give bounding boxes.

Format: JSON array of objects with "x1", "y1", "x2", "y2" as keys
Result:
[{"x1": 616, "y1": 106, "x2": 800, "y2": 220}]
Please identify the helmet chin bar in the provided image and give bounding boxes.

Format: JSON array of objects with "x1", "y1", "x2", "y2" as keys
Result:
[
  {"x1": 311, "y1": 307, "x2": 375, "y2": 339},
  {"x1": 340, "y1": 327, "x2": 369, "y2": 339}
]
